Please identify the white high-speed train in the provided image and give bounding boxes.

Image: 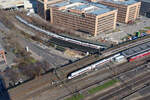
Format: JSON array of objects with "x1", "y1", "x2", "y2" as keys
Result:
[{"x1": 68, "y1": 53, "x2": 123, "y2": 79}]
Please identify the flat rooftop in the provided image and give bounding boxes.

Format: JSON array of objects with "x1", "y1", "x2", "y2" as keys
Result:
[
  {"x1": 0, "y1": 0, "x2": 24, "y2": 9},
  {"x1": 52, "y1": 0, "x2": 116, "y2": 15},
  {"x1": 102, "y1": 0, "x2": 139, "y2": 5},
  {"x1": 122, "y1": 41, "x2": 150, "y2": 57}
]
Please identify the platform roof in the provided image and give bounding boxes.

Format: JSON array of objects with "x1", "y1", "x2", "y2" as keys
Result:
[
  {"x1": 122, "y1": 41, "x2": 150, "y2": 58},
  {"x1": 52, "y1": 0, "x2": 116, "y2": 15}
]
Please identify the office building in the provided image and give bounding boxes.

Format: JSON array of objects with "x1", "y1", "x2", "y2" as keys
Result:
[
  {"x1": 99, "y1": 0, "x2": 141, "y2": 23},
  {"x1": 137, "y1": 0, "x2": 150, "y2": 17},
  {"x1": 50, "y1": 0, "x2": 117, "y2": 36},
  {"x1": 37, "y1": 0, "x2": 64, "y2": 20}
]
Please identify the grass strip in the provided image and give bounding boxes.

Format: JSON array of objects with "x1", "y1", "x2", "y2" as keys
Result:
[
  {"x1": 65, "y1": 94, "x2": 84, "y2": 100},
  {"x1": 88, "y1": 79, "x2": 118, "y2": 94},
  {"x1": 144, "y1": 27, "x2": 150, "y2": 30}
]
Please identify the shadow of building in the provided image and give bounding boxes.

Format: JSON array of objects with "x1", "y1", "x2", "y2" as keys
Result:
[{"x1": 0, "y1": 76, "x2": 10, "y2": 100}]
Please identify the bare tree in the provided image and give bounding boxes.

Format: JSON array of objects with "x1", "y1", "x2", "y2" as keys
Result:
[{"x1": 4, "y1": 68, "x2": 19, "y2": 83}]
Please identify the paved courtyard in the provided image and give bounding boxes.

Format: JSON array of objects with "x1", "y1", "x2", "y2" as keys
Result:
[{"x1": 92, "y1": 16, "x2": 150, "y2": 43}]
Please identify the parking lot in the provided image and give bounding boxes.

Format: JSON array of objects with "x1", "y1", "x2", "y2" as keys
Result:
[{"x1": 93, "y1": 16, "x2": 150, "y2": 43}]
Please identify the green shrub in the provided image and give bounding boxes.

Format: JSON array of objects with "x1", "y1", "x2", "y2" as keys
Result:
[
  {"x1": 88, "y1": 79, "x2": 118, "y2": 94},
  {"x1": 65, "y1": 94, "x2": 84, "y2": 100}
]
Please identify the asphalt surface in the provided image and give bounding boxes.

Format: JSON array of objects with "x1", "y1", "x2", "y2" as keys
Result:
[
  {"x1": 19, "y1": 38, "x2": 69, "y2": 68},
  {"x1": 93, "y1": 16, "x2": 150, "y2": 43},
  {"x1": 121, "y1": 16, "x2": 150, "y2": 35}
]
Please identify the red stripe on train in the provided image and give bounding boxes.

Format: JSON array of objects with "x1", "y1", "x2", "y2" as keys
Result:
[{"x1": 129, "y1": 51, "x2": 150, "y2": 62}]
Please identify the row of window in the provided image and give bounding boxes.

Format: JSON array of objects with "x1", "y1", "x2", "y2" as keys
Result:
[
  {"x1": 52, "y1": 12, "x2": 95, "y2": 23},
  {"x1": 128, "y1": 6, "x2": 136, "y2": 20},
  {"x1": 53, "y1": 17, "x2": 95, "y2": 27}
]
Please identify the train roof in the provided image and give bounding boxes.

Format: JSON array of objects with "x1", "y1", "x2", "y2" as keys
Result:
[{"x1": 121, "y1": 41, "x2": 150, "y2": 58}]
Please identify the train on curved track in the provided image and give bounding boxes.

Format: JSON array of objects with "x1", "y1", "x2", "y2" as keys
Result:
[{"x1": 15, "y1": 16, "x2": 106, "y2": 50}]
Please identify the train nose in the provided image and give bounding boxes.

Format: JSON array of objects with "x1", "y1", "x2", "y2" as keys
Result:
[{"x1": 68, "y1": 76, "x2": 72, "y2": 79}]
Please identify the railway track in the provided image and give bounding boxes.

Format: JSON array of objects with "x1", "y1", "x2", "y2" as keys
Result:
[
  {"x1": 90, "y1": 72, "x2": 150, "y2": 100},
  {"x1": 12, "y1": 14, "x2": 150, "y2": 100},
  {"x1": 102, "y1": 37, "x2": 150, "y2": 57},
  {"x1": 136, "y1": 94, "x2": 150, "y2": 100},
  {"x1": 8, "y1": 56, "x2": 150, "y2": 100},
  {"x1": 58, "y1": 57, "x2": 150, "y2": 100}
]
